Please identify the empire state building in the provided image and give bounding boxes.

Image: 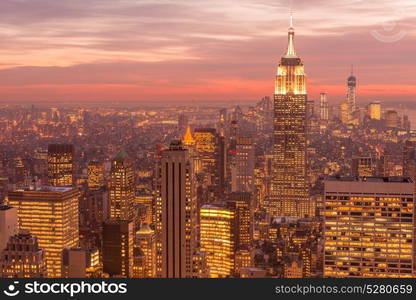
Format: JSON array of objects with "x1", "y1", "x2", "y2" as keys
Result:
[{"x1": 270, "y1": 18, "x2": 311, "y2": 218}]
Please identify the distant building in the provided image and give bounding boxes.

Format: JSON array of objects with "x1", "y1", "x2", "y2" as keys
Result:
[
  {"x1": 8, "y1": 187, "x2": 79, "y2": 277},
  {"x1": 231, "y1": 137, "x2": 255, "y2": 192},
  {"x1": 47, "y1": 144, "x2": 74, "y2": 187},
  {"x1": 319, "y1": 93, "x2": 329, "y2": 121},
  {"x1": 351, "y1": 156, "x2": 376, "y2": 177},
  {"x1": 339, "y1": 102, "x2": 349, "y2": 124},
  {"x1": 346, "y1": 69, "x2": 357, "y2": 115},
  {"x1": 87, "y1": 161, "x2": 105, "y2": 191},
  {"x1": 384, "y1": 110, "x2": 399, "y2": 128},
  {"x1": 109, "y1": 150, "x2": 135, "y2": 221},
  {"x1": 368, "y1": 102, "x2": 381, "y2": 120},
  {"x1": 324, "y1": 177, "x2": 415, "y2": 277}
]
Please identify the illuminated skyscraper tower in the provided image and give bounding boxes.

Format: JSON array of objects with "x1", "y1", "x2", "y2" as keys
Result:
[
  {"x1": 8, "y1": 187, "x2": 80, "y2": 277},
  {"x1": 319, "y1": 93, "x2": 329, "y2": 121},
  {"x1": 47, "y1": 144, "x2": 74, "y2": 187},
  {"x1": 155, "y1": 141, "x2": 197, "y2": 278},
  {"x1": 109, "y1": 150, "x2": 135, "y2": 221},
  {"x1": 347, "y1": 65, "x2": 356, "y2": 116},
  {"x1": 271, "y1": 16, "x2": 310, "y2": 218}
]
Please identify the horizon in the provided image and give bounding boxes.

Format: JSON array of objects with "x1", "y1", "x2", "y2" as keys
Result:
[{"x1": 0, "y1": 0, "x2": 415, "y2": 102}]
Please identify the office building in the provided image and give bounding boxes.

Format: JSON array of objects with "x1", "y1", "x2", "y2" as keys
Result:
[
  {"x1": 324, "y1": 177, "x2": 415, "y2": 277},
  {"x1": 8, "y1": 187, "x2": 79, "y2": 277}
]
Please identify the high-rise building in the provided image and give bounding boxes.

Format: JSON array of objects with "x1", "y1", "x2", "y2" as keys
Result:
[
  {"x1": 200, "y1": 205, "x2": 235, "y2": 278},
  {"x1": 368, "y1": 102, "x2": 381, "y2": 120},
  {"x1": 0, "y1": 205, "x2": 17, "y2": 252},
  {"x1": 155, "y1": 141, "x2": 197, "y2": 278},
  {"x1": 0, "y1": 230, "x2": 47, "y2": 278},
  {"x1": 346, "y1": 67, "x2": 357, "y2": 115},
  {"x1": 323, "y1": 177, "x2": 415, "y2": 277},
  {"x1": 47, "y1": 144, "x2": 74, "y2": 187},
  {"x1": 87, "y1": 160, "x2": 105, "y2": 191},
  {"x1": 178, "y1": 114, "x2": 189, "y2": 137},
  {"x1": 109, "y1": 150, "x2": 135, "y2": 221},
  {"x1": 319, "y1": 93, "x2": 329, "y2": 121},
  {"x1": 134, "y1": 224, "x2": 156, "y2": 278},
  {"x1": 231, "y1": 137, "x2": 255, "y2": 192},
  {"x1": 227, "y1": 192, "x2": 253, "y2": 250},
  {"x1": 339, "y1": 102, "x2": 349, "y2": 124},
  {"x1": 271, "y1": 17, "x2": 310, "y2": 218},
  {"x1": 102, "y1": 220, "x2": 133, "y2": 277},
  {"x1": 8, "y1": 187, "x2": 80, "y2": 277},
  {"x1": 384, "y1": 110, "x2": 399, "y2": 128},
  {"x1": 194, "y1": 128, "x2": 226, "y2": 196}
]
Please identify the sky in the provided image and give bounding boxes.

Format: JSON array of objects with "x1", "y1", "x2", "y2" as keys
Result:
[{"x1": 0, "y1": 0, "x2": 415, "y2": 104}]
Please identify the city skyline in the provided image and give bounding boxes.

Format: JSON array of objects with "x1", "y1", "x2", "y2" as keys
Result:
[
  {"x1": 1, "y1": 0, "x2": 416, "y2": 282},
  {"x1": 0, "y1": 0, "x2": 415, "y2": 102}
]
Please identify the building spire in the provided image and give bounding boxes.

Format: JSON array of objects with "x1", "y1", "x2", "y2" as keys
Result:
[
  {"x1": 285, "y1": 12, "x2": 296, "y2": 57},
  {"x1": 182, "y1": 125, "x2": 195, "y2": 146}
]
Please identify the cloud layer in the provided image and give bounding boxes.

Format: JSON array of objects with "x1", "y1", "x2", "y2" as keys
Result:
[{"x1": 0, "y1": 0, "x2": 415, "y2": 103}]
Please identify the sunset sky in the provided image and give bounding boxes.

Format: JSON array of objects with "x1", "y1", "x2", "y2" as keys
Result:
[{"x1": 0, "y1": 0, "x2": 415, "y2": 103}]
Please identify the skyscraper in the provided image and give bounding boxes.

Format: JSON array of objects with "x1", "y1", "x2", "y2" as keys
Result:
[
  {"x1": 8, "y1": 187, "x2": 80, "y2": 277},
  {"x1": 271, "y1": 17, "x2": 310, "y2": 218},
  {"x1": 227, "y1": 192, "x2": 253, "y2": 250},
  {"x1": 109, "y1": 150, "x2": 135, "y2": 221},
  {"x1": 346, "y1": 66, "x2": 357, "y2": 115},
  {"x1": 319, "y1": 93, "x2": 329, "y2": 121},
  {"x1": 368, "y1": 102, "x2": 381, "y2": 120},
  {"x1": 47, "y1": 144, "x2": 74, "y2": 187},
  {"x1": 134, "y1": 224, "x2": 156, "y2": 278},
  {"x1": 155, "y1": 141, "x2": 197, "y2": 278},
  {"x1": 87, "y1": 160, "x2": 105, "y2": 191},
  {"x1": 102, "y1": 220, "x2": 134, "y2": 277},
  {"x1": 194, "y1": 128, "x2": 226, "y2": 199},
  {"x1": 231, "y1": 137, "x2": 255, "y2": 192},
  {"x1": 200, "y1": 205, "x2": 235, "y2": 278},
  {"x1": 323, "y1": 177, "x2": 415, "y2": 277}
]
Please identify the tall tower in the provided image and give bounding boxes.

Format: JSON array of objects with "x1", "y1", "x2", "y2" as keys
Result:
[
  {"x1": 47, "y1": 144, "x2": 74, "y2": 187},
  {"x1": 319, "y1": 93, "x2": 329, "y2": 121},
  {"x1": 200, "y1": 205, "x2": 235, "y2": 278},
  {"x1": 271, "y1": 16, "x2": 310, "y2": 218},
  {"x1": 155, "y1": 141, "x2": 197, "y2": 278},
  {"x1": 109, "y1": 150, "x2": 135, "y2": 221},
  {"x1": 347, "y1": 65, "x2": 356, "y2": 115}
]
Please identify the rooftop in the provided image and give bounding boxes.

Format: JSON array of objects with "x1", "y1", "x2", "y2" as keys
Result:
[{"x1": 325, "y1": 176, "x2": 413, "y2": 183}]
